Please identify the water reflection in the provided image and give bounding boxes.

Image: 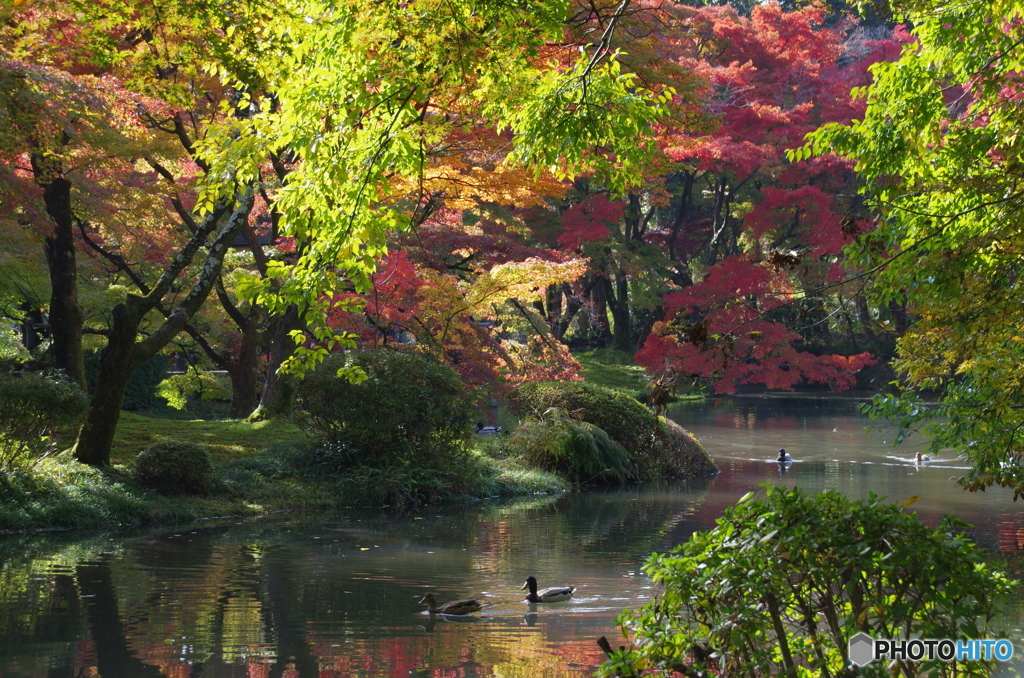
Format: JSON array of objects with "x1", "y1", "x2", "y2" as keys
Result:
[
  {"x1": 0, "y1": 481, "x2": 716, "y2": 678},
  {"x1": 0, "y1": 395, "x2": 1022, "y2": 677}
]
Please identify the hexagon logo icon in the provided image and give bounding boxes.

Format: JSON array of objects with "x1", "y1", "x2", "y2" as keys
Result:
[{"x1": 849, "y1": 632, "x2": 875, "y2": 666}]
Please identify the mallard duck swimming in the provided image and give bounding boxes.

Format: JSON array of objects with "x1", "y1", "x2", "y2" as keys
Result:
[
  {"x1": 915, "y1": 451, "x2": 931, "y2": 462},
  {"x1": 475, "y1": 422, "x2": 502, "y2": 436},
  {"x1": 418, "y1": 593, "x2": 482, "y2": 615},
  {"x1": 521, "y1": 576, "x2": 576, "y2": 603},
  {"x1": 777, "y1": 449, "x2": 792, "y2": 463}
]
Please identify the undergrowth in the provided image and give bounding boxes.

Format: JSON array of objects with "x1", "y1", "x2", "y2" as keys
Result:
[{"x1": 0, "y1": 441, "x2": 566, "y2": 534}]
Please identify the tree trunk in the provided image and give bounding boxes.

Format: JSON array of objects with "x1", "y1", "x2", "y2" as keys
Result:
[
  {"x1": 40, "y1": 177, "x2": 87, "y2": 388},
  {"x1": 75, "y1": 191, "x2": 253, "y2": 465},
  {"x1": 74, "y1": 297, "x2": 145, "y2": 466},
  {"x1": 610, "y1": 272, "x2": 631, "y2": 352},
  {"x1": 213, "y1": 279, "x2": 264, "y2": 420},
  {"x1": 888, "y1": 298, "x2": 909, "y2": 336},
  {"x1": 667, "y1": 171, "x2": 695, "y2": 263},
  {"x1": 250, "y1": 304, "x2": 300, "y2": 421},
  {"x1": 19, "y1": 302, "x2": 45, "y2": 352},
  {"x1": 546, "y1": 285, "x2": 562, "y2": 324},
  {"x1": 227, "y1": 322, "x2": 261, "y2": 418},
  {"x1": 592, "y1": 278, "x2": 611, "y2": 344},
  {"x1": 856, "y1": 294, "x2": 875, "y2": 341},
  {"x1": 551, "y1": 278, "x2": 599, "y2": 341}
]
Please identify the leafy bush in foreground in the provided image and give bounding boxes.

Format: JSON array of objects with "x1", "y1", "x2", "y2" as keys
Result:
[
  {"x1": 506, "y1": 381, "x2": 716, "y2": 480},
  {"x1": 133, "y1": 441, "x2": 215, "y2": 495},
  {"x1": 0, "y1": 371, "x2": 89, "y2": 471},
  {"x1": 599, "y1": 487, "x2": 1015, "y2": 678}
]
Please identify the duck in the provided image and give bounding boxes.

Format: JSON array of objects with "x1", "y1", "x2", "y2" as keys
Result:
[
  {"x1": 915, "y1": 451, "x2": 931, "y2": 462},
  {"x1": 418, "y1": 593, "x2": 482, "y2": 615},
  {"x1": 521, "y1": 576, "x2": 576, "y2": 603},
  {"x1": 776, "y1": 448, "x2": 792, "y2": 463},
  {"x1": 475, "y1": 422, "x2": 503, "y2": 436}
]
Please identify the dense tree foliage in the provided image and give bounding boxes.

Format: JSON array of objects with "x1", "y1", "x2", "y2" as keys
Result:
[
  {"x1": 600, "y1": 488, "x2": 1015, "y2": 677},
  {"x1": 1, "y1": 0, "x2": 670, "y2": 464},
  {"x1": 11, "y1": 0, "x2": 990, "y2": 480},
  {"x1": 806, "y1": 0, "x2": 1024, "y2": 496}
]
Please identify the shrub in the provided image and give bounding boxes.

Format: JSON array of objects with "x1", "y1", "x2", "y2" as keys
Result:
[
  {"x1": 0, "y1": 371, "x2": 89, "y2": 470},
  {"x1": 157, "y1": 366, "x2": 232, "y2": 410},
  {"x1": 508, "y1": 381, "x2": 657, "y2": 449},
  {"x1": 293, "y1": 351, "x2": 476, "y2": 504},
  {"x1": 506, "y1": 381, "x2": 716, "y2": 480},
  {"x1": 599, "y1": 487, "x2": 1016, "y2": 678},
  {"x1": 133, "y1": 441, "x2": 215, "y2": 495},
  {"x1": 649, "y1": 419, "x2": 718, "y2": 479},
  {"x1": 504, "y1": 408, "x2": 631, "y2": 485}
]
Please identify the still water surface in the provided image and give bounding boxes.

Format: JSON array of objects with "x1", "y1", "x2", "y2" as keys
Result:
[{"x1": 1, "y1": 394, "x2": 1023, "y2": 677}]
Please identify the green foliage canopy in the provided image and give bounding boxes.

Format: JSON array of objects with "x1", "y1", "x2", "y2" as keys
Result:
[
  {"x1": 802, "y1": 0, "x2": 1024, "y2": 496},
  {"x1": 600, "y1": 487, "x2": 1015, "y2": 677},
  {"x1": 197, "y1": 0, "x2": 668, "y2": 371}
]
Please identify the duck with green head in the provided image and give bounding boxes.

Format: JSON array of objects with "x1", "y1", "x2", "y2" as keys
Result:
[{"x1": 520, "y1": 576, "x2": 575, "y2": 603}]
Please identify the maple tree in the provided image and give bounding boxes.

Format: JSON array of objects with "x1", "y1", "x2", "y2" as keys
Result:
[
  {"x1": 0, "y1": 0, "x2": 277, "y2": 464},
  {"x1": 621, "y1": 3, "x2": 896, "y2": 392},
  {"x1": 805, "y1": 0, "x2": 1024, "y2": 496},
  {"x1": 328, "y1": 124, "x2": 590, "y2": 391},
  {"x1": 3, "y1": 0, "x2": 673, "y2": 465}
]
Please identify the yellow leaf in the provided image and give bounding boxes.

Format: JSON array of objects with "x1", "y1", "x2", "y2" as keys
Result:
[{"x1": 899, "y1": 495, "x2": 920, "y2": 509}]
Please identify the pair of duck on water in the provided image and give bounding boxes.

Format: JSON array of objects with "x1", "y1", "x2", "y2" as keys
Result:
[
  {"x1": 777, "y1": 449, "x2": 935, "y2": 463},
  {"x1": 418, "y1": 576, "x2": 574, "y2": 615}
]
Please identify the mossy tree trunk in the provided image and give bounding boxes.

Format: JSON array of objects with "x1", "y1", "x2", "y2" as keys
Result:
[
  {"x1": 227, "y1": 320, "x2": 261, "y2": 419},
  {"x1": 74, "y1": 190, "x2": 254, "y2": 466},
  {"x1": 249, "y1": 304, "x2": 300, "y2": 421}
]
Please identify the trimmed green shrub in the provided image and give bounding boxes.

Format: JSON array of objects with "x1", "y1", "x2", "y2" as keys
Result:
[
  {"x1": 504, "y1": 408, "x2": 631, "y2": 485},
  {"x1": 508, "y1": 381, "x2": 657, "y2": 449},
  {"x1": 650, "y1": 419, "x2": 718, "y2": 479},
  {"x1": 506, "y1": 381, "x2": 716, "y2": 480},
  {"x1": 133, "y1": 441, "x2": 215, "y2": 495},
  {"x1": 293, "y1": 351, "x2": 476, "y2": 504},
  {"x1": 599, "y1": 488, "x2": 1017, "y2": 678},
  {"x1": 0, "y1": 371, "x2": 89, "y2": 470}
]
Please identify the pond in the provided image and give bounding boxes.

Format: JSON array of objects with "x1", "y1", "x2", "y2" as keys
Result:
[{"x1": 1, "y1": 394, "x2": 1022, "y2": 677}]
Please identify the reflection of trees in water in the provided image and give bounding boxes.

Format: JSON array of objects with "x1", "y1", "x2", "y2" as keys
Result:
[
  {"x1": 465, "y1": 479, "x2": 714, "y2": 581},
  {"x1": 668, "y1": 395, "x2": 866, "y2": 433},
  {"x1": 0, "y1": 480, "x2": 711, "y2": 678}
]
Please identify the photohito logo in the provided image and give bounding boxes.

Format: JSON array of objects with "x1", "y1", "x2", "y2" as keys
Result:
[{"x1": 848, "y1": 633, "x2": 1015, "y2": 666}]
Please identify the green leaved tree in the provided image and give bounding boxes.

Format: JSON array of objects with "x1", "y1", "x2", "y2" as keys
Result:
[
  {"x1": 4, "y1": 0, "x2": 670, "y2": 466},
  {"x1": 804, "y1": 0, "x2": 1024, "y2": 498}
]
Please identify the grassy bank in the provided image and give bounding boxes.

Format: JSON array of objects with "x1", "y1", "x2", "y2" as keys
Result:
[
  {"x1": 0, "y1": 414, "x2": 567, "y2": 535},
  {"x1": 573, "y1": 348, "x2": 704, "y2": 402},
  {"x1": 2, "y1": 347, "x2": 705, "y2": 536}
]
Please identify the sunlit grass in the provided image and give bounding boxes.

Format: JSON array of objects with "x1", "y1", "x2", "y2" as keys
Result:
[
  {"x1": 111, "y1": 413, "x2": 305, "y2": 464},
  {"x1": 573, "y1": 348, "x2": 652, "y2": 394}
]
